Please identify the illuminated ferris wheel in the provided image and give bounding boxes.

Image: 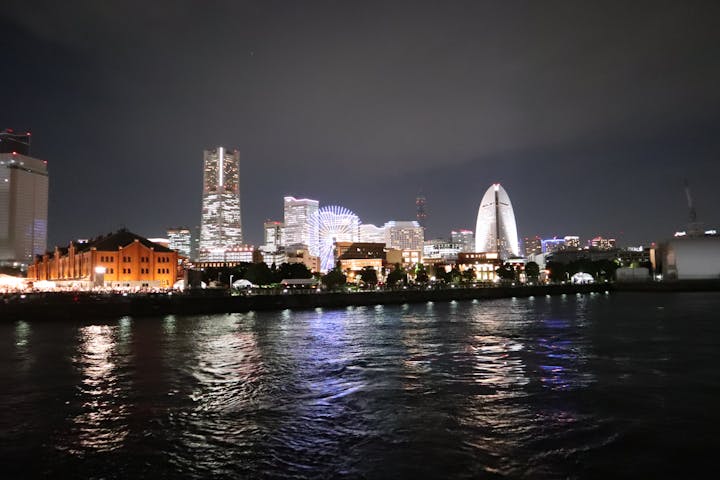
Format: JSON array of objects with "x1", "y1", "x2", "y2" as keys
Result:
[{"x1": 308, "y1": 205, "x2": 360, "y2": 272}]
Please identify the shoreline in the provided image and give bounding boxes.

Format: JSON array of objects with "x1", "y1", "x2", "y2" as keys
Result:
[
  {"x1": 3, "y1": 284, "x2": 606, "y2": 321},
  {"x1": 3, "y1": 281, "x2": 719, "y2": 321}
]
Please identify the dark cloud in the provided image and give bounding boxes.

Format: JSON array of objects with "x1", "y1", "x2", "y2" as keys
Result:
[{"x1": 2, "y1": 0, "x2": 719, "y2": 246}]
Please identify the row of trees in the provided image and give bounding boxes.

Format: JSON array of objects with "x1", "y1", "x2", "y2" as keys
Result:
[
  {"x1": 200, "y1": 262, "x2": 312, "y2": 286},
  {"x1": 202, "y1": 258, "x2": 623, "y2": 289}
]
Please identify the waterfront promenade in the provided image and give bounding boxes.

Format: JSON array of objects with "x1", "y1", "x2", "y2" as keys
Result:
[{"x1": 1, "y1": 283, "x2": 609, "y2": 321}]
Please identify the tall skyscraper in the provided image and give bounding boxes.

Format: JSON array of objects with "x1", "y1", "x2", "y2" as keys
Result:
[
  {"x1": 1, "y1": 148, "x2": 48, "y2": 267},
  {"x1": 167, "y1": 227, "x2": 192, "y2": 258},
  {"x1": 475, "y1": 183, "x2": 520, "y2": 259},
  {"x1": 199, "y1": 147, "x2": 243, "y2": 261},
  {"x1": 283, "y1": 196, "x2": 319, "y2": 247}
]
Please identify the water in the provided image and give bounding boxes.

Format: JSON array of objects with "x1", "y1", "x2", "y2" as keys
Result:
[{"x1": 1, "y1": 292, "x2": 719, "y2": 478}]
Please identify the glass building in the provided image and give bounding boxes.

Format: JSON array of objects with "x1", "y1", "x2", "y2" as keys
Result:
[
  {"x1": 167, "y1": 227, "x2": 192, "y2": 258},
  {"x1": 283, "y1": 196, "x2": 319, "y2": 248},
  {"x1": 475, "y1": 183, "x2": 520, "y2": 259},
  {"x1": 0, "y1": 150, "x2": 48, "y2": 268},
  {"x1": 199, "y1": 147, "x2": 243, "y2": 261}
]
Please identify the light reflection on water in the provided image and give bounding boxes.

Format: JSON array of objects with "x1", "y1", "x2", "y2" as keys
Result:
[
  {"x1": 69, "y1": 323, "x2": 131, "y2": 454},
  {"x1": 1, "y1": 293, "x2": 720, "y2": 478}
]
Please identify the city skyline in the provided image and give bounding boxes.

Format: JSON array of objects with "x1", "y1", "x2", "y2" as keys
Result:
[{"x1": 2, "y1": 1, "x2": 719, "y2": 247}]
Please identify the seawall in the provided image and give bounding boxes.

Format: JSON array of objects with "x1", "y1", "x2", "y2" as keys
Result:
[{"x1": 1, "y1": 283, "x2": 609, "y2": 321}]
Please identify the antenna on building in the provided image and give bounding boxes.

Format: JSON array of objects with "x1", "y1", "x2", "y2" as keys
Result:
[
  {"x1": 684, "y1": 179, "x2": 703, "y2": 236},
  {"x1": 416, "y1": 192, "x2": 427, "y2": 228},
  {"x1": 684, "y1": 178, "x2": 697, "y2": 223}
]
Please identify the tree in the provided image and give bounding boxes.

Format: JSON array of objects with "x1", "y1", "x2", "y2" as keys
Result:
[
  {"x1": 415, "y1": 263, "x2": 429, "y2": 284},
  {"x1": 545, "y1": 261, "x2": 567, "y2": 283},
  {"x1": 277, "y1": 262, "x2": 313, "y2": 280},
  {"x1": 525, "y1": 261, "x2": 540, "y2": 283},
  {"x1": 245, "y1": 262, "x2": 274, "y2": 286},
  {"x1": 358, "y1": 266, "x2": 378, "y2": 286},
  {"x1": 496, "y1": 263, "x2": 516, "y2": 282},
  {"x1": 322, "y1": 263, "x2": 347, "y2": 290},
  {"x1": 461, "y1": 267, "x2": 476, "y2": 283},
  {"x1": 595, "y1": 258, "x2": 619, "y2": 281},
  {"x1": 386, "y1": 263, "x2": 407, "y2": 287}
]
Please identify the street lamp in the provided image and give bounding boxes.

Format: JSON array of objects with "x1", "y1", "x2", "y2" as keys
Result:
[
  {"x1": 94, "y1": 266, "x2": 106, "y2": 288},
  {"x1": 229, "y1": 274, "x2": 234, "y2": 288}
]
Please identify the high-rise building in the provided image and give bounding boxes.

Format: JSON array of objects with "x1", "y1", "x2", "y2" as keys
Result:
[
  {"x1": 1, "y1": 149, "x2": 48, "y2": 267},
  {"x1": 260, "y1": 220, "x2": 286, "y2": 267},
  {"x1": 564, "y1": 236, "x2": 580, "y2": 249},
  {"x1": 0, "y1": 129, "x2": 31, "y2": 155},
  {"x1": 451, "y1": 229, "x2": 475, "y2": 253},
  {"x1": 542, "y1": 237, "x2": 566, "y2": 253},
  {"x1": 167, "y1": 227, "x2": 192, "y2": 258},
  {"x1": 590, "y1": 236, "x2": 616, "y2": 250},
  {"x1": 283, "y1": 196, "x2": 319, "y2": 248},
  {"x1": 263, "y1": 220, "x2": 283, "y2": 252},
  {"x1": 523, "y1": 236, "x2": 542, "y2": 257},
  {"x1": 199, "y1": 147, "x2": 243, "y2": 261},
  {"x1": 416, "y1": 194, "x2": 427, "y2": 227},
  {"x1": 475, "y1": 183, "x2": 520, "y2": 259},
  {"x1": 423, "y1": 239, "x2": 460, "y2": 262},
  {"x1": 385, "y1": 221, "x2": 424, "y2": 251},
  {"x1": 359, "y1": 224, "x2": 386, "y2": 244}
]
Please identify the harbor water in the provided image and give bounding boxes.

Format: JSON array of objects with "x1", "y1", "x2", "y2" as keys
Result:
[{"x1": 1, "y1": 292, "x2": 719, "y2": 478}]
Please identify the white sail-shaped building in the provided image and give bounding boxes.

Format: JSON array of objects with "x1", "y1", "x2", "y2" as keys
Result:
[{"x1": 475, "y1": 184, "x2": 520, "y2": 259}]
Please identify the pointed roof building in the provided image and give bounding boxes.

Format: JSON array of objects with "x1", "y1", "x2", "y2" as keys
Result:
[{"x1": 475, "y1": 183, "x2": 520, "y2": 259}]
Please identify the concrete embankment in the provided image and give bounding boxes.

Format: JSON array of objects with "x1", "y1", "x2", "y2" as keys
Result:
[
  {"x1": 1, "y1": 283, "x2": 610, "y2": 321},
  {"x1": 613, "y1": 280, "x2": 720, "y2": 292}
]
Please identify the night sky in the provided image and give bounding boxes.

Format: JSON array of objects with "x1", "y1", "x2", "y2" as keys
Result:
[{"x1": 2, "y1": 0, "x2": 719, "y2": 248}]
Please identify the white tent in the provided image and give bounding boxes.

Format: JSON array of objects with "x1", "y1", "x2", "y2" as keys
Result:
[
  {"x1": 571, "y1": 272, "x2": 594, "y2": 284},
  {"x1": 232, "y1": 279, "x2": 256, "y2": 289}
]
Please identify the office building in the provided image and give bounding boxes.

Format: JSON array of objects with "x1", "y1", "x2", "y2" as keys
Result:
[
  {"x1": 283, "y1": 196, "x2": 319, "y2": 248},
  {"x1": 260, "y1": 220, "x2": 285, "y2": 267},
  {"x1": 262, "y1": 220, "x2": 283, "y2": 251},
  {"x1": 451, "y1": 229, "x2": 475, "y2": 253},
  {"x1": 424, "y1": 239, "x2": 460, "y2": 262},
  {"x1": 475, "y1": 183, "x2": 520, "y2": 259},
  {"x1": 1, "y1": 147, "x2": 48, "y2": 268},
  {"x1": 590, "y1": 236, "x2": 616, "y2": 250},
  {"x1": 523, "y1": 236, "x2": 542, "y2": 257},
  {"x1": 199, "y1": 147, "x2": 243, "y2": 261},
  {"x1": 564, "y1": 236, "x2": 581, "y2": 249},
  {"x1": 167, "y1": 227, "x2": 192, "y2": 258},
  {"x1": 359, "y1": 224, "x2": 386, "y2": 244},
  {"x1": 385, "y1": 221, "x2": 424, "y2": 251}
]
